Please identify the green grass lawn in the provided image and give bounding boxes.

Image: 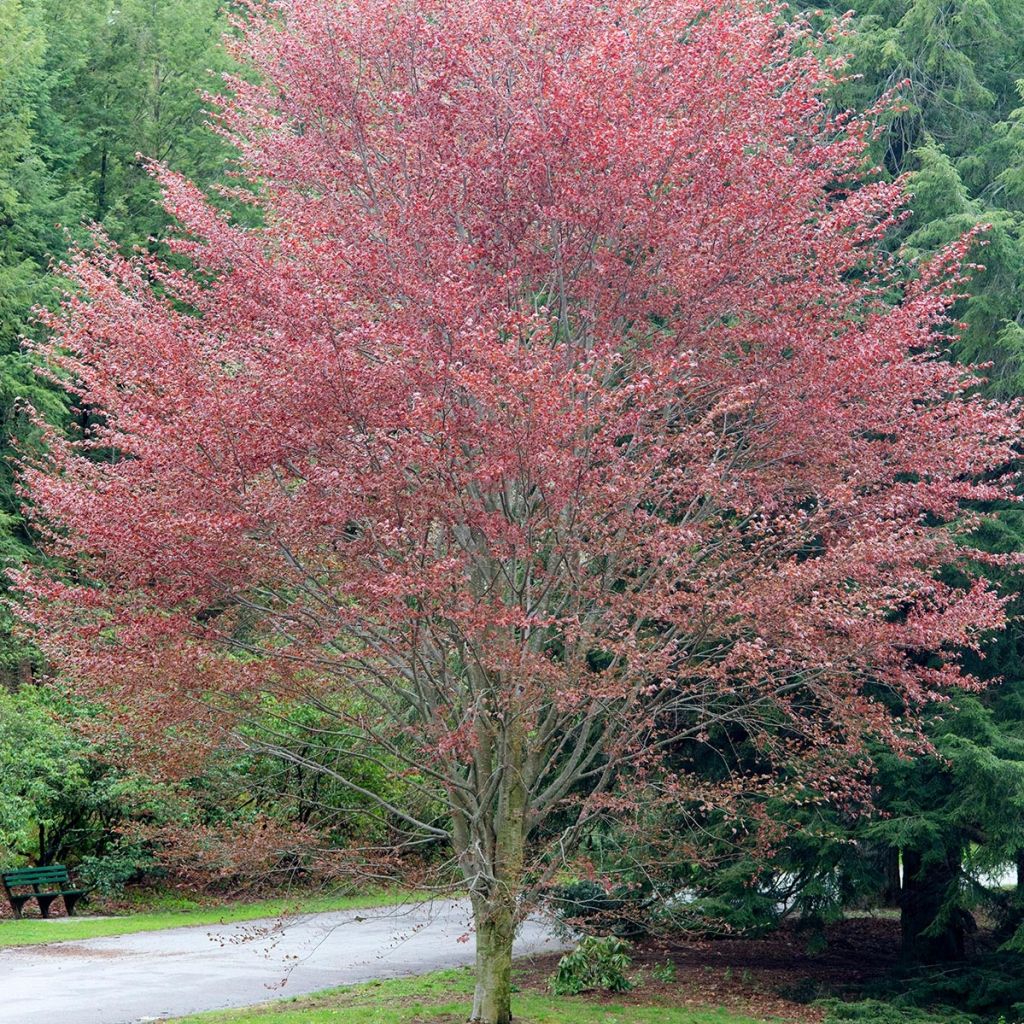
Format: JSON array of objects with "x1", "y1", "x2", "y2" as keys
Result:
[
  {"x1": 0, "y1": 888, "x2": 425, "y2": 948},
  {"x1": 169, "y1": 967, "x2": 786, "y2": 1024}
]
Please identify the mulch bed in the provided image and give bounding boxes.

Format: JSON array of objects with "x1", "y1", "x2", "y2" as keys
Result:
[{"x1": 514, "y1": 917, "x2": 904, "y2": 1023}]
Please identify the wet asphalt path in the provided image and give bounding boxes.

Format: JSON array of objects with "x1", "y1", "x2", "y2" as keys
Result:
[{"x1": 0, "y1": 899, "x2": 564, "y2": 1024}]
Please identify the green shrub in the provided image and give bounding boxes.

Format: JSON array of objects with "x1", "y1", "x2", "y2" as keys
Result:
[
  {"x1": 650, "y1": 960, "x2": 677, "y2": 983},
  {"x1": 550, "y1": 935, "x2": 634, "y2": 996},
  {"x1": 78, "y1": 845, "x2": 152, "y2": 897}
]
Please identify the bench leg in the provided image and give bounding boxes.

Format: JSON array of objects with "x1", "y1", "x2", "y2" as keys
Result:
[
  {"x1": 63, "y1": 893, "x2": 83, "y2": 917},
  {"x1": 9, "y1": 895, "x2": 29, "y2": 920},
  {"x1": 37, "y1": 895, "x2": 58, "y2": 919}
]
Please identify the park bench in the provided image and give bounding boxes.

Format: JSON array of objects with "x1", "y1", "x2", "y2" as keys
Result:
[{"x1": 1, "y1": 865, "x2": 86, "y2": 919}]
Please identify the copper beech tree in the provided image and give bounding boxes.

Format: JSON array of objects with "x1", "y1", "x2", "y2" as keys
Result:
[{"x1": 14, "y1": 0, "x2": 1024, "y2": 1020}]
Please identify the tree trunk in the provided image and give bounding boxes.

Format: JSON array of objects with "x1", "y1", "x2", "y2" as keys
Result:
[
  {"x1": 900, "y1": 845, "x2": 968, "y2": 962},
  {"x1": 882, "y1": 845, "x2": 901, "y2": 907},
  {"x1": 471, "y1": 897, "x2": 516, "y2": 1024},
  {"x1": 859, "y1": 841, "x2": 901, "y2": 907},
  {"x1": 468, "y1": 714, "x2": 528, "y2": 1024},
  {"x1": 97, "y1": 142, "x2": 109, "y2": 221}
]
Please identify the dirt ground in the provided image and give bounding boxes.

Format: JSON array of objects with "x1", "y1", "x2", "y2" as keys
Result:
[{"x1": 515, "y1": 917, "x2": 904, "y2": 1023}]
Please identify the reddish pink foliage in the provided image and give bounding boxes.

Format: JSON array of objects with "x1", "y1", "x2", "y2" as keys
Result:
[
  {"x1": 124, "y1": 816, "x2": 365, "y2": 896},
  {"x1": 13, "y1": 0, "x2": 1023, "y2": 898}
]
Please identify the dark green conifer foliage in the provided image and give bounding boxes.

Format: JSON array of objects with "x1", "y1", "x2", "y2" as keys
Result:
[
  {"x1": 793, "y1": 0, "x2": 1024, "y2": 966},
  {"x1": 0, "y1": 0, "x2": 240, "y2": 870},
  {"x1": 0, "y1": 0, "x2": 232, "y2": 683}
]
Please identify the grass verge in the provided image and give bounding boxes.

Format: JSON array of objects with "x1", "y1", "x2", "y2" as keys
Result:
[
  {"x1": 0, "y1": 888, "x2": 425, "y2": 948},
  {"x1": 169, "y1": 966, "x2": 788, "y2": 1024}
]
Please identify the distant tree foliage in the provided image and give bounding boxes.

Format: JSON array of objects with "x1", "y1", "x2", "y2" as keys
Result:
[
  {"x1": 0, "y1": 0, "x2": 235, "y2": 872},
  {"x1": 786, "y1": 0, "x2": 1024, "y2": 966},
  {"x1": 805, "y1": 0, "x2": 1024, "y2": 394},
  {"x1": 0, "y1": 0, "x2": 232, "y2": 683}
]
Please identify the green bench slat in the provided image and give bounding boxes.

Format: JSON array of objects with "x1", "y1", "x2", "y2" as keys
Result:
[
  {"x1": 4, "y1": 866, "x2": 67, "y2": 874},
  {"x1": 2, "y1": 863, "x2": 85, "y2": 919},
  {"x1": 4, "y1": 866, "x2": 68, "y2": 875},
  {"x1": 3, "y1": 868, "x2": 70, "y2": 884},
  {"x1": 4, "y1": 876, "x2": 69, "y2": 884}
]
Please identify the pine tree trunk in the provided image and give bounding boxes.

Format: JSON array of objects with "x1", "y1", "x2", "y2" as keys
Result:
[
  {"x1": 882, "y1": 845, "x2": 901, "y2": 907},
  {"x1": 900, "y1": 845, "x2": 967, "y2": 962},
  {"x1": 860, "y1": 841, "x2": 901, "y2": 907},
  {"x1": 97, "y1": 143, "x2": 109, "y2": 221}
]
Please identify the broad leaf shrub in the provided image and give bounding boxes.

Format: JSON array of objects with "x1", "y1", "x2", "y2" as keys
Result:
[{"x1": 550, "y1": 936, "x2": 635, "y2": 996}]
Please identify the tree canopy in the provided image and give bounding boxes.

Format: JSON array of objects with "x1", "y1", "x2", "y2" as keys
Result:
[{"x1": 14, "y1": 2, "x2": 1024, "y2": 1021}]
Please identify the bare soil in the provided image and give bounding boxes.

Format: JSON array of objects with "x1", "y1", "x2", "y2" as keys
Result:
[{"x1": 514, "y1": 917, "x2": 904, "y2": 1023}]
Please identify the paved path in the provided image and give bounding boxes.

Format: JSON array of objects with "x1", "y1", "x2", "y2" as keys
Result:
[{"x1": 0, "y1": 900, "x2": 564, "y2": 1024}]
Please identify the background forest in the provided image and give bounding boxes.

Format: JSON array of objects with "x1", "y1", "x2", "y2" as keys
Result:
[{"x1": 4, "y1": 0, "x2": 1024, "y2": 1021}]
